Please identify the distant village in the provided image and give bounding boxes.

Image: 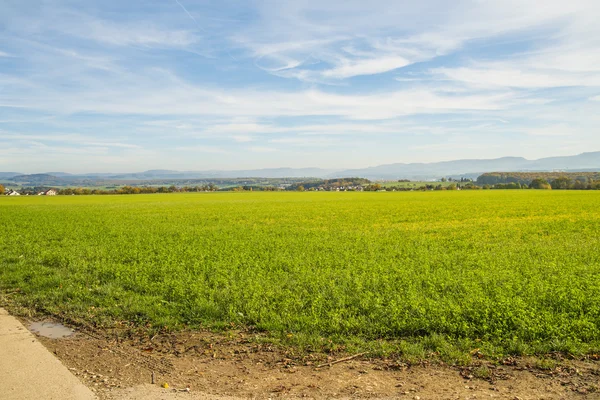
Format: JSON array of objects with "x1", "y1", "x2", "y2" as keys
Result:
[{"x1": 4, "y1": 188, "x2": 57, "y2": 196}]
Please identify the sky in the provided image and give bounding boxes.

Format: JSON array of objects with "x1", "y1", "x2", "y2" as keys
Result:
[{"x1": 1, "y1": 0, "x2": 600, "y2": 173}]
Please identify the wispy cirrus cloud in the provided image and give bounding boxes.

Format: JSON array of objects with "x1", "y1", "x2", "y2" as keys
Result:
[
  {"x1": 0, "y1": 131, "x2": 141, "y2": 148},
  {"x1": 233, "y1": 0, "x2": 600, "y2": 83},
  {"x1": 432, "y1": 64, "x2": 600, "y2": 89},
  {"x1": 2, "y1": 2, "x2": 200, "y2": 49},
  {"x1": 29, "y1": 86, "x2": 513, "y2": 119},
  {"x1": 321, "y1": 56, "x2": 411, "y2": 79}
]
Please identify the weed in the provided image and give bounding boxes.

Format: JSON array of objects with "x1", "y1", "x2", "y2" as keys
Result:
[{"x1": 473, "y1": 366, "x2": 491, "y2": 379}]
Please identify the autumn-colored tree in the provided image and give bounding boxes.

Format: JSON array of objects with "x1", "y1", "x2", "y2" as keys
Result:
[
  {"x1": 0, "y1": 184, "x2": 4, "y2": 194},
  {"x1": 530, "y1": 178, "x2": 552, "y2": 190}
]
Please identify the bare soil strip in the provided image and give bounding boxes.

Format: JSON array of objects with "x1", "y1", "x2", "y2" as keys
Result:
[{"x1": 28, "y1": 320, "x2": 600, "y2": 400}]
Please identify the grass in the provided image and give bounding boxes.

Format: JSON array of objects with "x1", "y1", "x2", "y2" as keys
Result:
[
  {"x1": 472, "y1": 366, "x2": 492, "y2": 379},
  {"x1": 534, "y1": 358, "x2": 558, "y2": 371},
  {"x1": 1, "y1": 191, "x2": 600, "y2": 361}
]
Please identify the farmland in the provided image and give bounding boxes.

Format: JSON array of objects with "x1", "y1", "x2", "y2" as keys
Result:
[{"x1": 1, "y1": 191, "x2": 600, "y2": 361}]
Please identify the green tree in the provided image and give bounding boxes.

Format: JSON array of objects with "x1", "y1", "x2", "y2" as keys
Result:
[
  {"x1": 551, "y1": 176, "x2": 573, "y2": 190},
  {"x1": 530, "y1": 178, "x2": 552, "y2": 190},
  {"x1": 573, "y1": 180, "x2": 586, "y2": 190},
  {"x1": 297, "y1": 185, "x2": 305, "y2": 191}
]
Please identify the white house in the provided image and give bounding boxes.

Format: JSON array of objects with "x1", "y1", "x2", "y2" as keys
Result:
[
  {"x1": 36, "y1": 189, "x2": 58, "y2": 196},
  {"x1": 6, "y1": 189, "x2": 20, "y2": 196}
]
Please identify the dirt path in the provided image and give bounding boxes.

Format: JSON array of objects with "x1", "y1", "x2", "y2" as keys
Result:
[{"x1": 25, "y1": 320, "x2": 600, "y2": 399}]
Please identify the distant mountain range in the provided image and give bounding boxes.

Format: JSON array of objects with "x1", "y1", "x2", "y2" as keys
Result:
[
  {"x1": 2, "y1": 151, "x2": 600, "y2": 182},
  {"x1": 335, "y1": 151, "x2": 600, "y2": 180}
]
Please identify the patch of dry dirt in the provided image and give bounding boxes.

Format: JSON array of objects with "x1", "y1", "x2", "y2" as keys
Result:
[{"x1": 29, "y1": 321, "x2": 600, "y2": 400}]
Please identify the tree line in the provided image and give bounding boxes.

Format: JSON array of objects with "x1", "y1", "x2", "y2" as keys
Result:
[
  {"x1": 477, "y1": 172, "x2": 600, "y2": 190},
  {"x1": 2, "y1": 185, "x2": 218, "y2": 196},
  {"x1": 4, "y1": 174, "x2": 600, "y2": 196}
]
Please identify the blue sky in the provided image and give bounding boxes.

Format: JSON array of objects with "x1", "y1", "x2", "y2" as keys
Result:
[{"x1": 1, "y1": 0, "x2": 599, "y2": 173}]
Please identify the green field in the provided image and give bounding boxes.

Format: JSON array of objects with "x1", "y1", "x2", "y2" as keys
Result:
[{"x1": 1, "y1": 191, "x2": 600, "y2": 361}]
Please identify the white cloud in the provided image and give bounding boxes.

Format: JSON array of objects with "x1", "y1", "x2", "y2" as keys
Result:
[
  {"x1": 142, "y1": 120, "x2": 194, "y2": 130},
  {"x1": 232, "y1": 0, "x2": 600, "y2": 82},
  {"x1": 0, "y1": 131, "x2": 141, "y2": 148},
  {"x1": 523, "y1": 125, "x2": 574, "y2": 137},
  {"x1": 232, "y1": 135, "x2": 254, "y2": 142},
  {"x1": 4, "y1": 5, "x2": 199, "y2": 49},
  {"x1": 2, "y1": 64, "x2": 515, "y2": 120},
  {"x1": 432, "y1": 65, "x2": 600, "y2": 89},
  {"x1": 205, "y1": 123, "x2": 275, "y2": 134},
  {"x1": 47, "y1": 20, "x2": 195, "y2": 50},
  {"x1": 0, "y1": 142, "x2": 160, "y2": 173},
  {"x1": 174, "y1": 145, "x2": 229, "y2": 154},
  {"x1": 248, "y1": 146, "x2": 276, "y2": 153},
  {"x1": 322, "y1": 56, "x2": 410, "y2": 79},
  {"x1": 82, "y1": 20, "x2": 198, "y2": 48},
  {"x1": 269, "y1": 137, "x2": 338, "y2": 147}
]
